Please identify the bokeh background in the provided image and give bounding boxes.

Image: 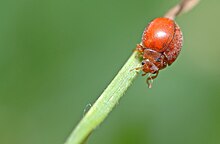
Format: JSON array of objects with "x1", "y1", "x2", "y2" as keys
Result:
[{"x1": 0, "y1": 0, "x2": 219, "y2": 144}]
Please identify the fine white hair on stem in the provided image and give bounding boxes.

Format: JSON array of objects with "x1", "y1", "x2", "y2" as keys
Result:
[{"x1": 164, "y1": 0, "x2": 200, "y2": 19}]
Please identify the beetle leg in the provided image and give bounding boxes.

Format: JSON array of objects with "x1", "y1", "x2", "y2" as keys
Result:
[
  {"x1": 146, "y1": 71, "x2": 159, "y2": 88},
  {"x1": 135, "y1": 43, "x2": 144, "y2": 54},
  {"x1": 142, "y1": 72, "x2": 147, "y2": 76},
  {"x1": 130, "y1": 66, "x2": 142, "y2": 72}
]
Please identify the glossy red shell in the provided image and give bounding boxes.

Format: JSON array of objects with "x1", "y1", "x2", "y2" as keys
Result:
[
  {"x1": 141, "y1": 17, "x2": 183, "y2": 66},
  {"x1": 142, "y1": 18, "x2": 175, "y2": 52},
  {"x1": 136, "y1": 17, "x2": 183, "y2": 87}
]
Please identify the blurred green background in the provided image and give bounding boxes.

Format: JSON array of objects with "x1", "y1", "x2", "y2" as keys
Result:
[{"x1": 0, "y1": 0, "x2": 220, "y2": 144}]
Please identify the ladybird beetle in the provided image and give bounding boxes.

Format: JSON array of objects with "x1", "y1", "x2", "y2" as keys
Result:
[{"x1": 136, "y1": 17, "x2": 183, "y2": 88}]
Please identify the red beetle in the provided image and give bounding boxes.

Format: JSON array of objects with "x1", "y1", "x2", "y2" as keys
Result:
[{"x1": 136, "y1": 17, "x2": 183, "y2": 87}]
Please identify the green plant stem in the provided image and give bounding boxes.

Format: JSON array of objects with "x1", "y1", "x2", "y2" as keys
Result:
[
  {"x1": 64, "y1": 51, "x2": 141, "y2": 144},
  {"x1": 65, "y1": 1, "x2": 200, "y2": 143}
]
